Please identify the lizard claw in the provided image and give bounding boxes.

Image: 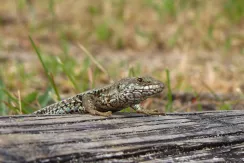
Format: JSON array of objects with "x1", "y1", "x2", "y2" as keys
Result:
[
  {"x1": 104, "y1": 111, "x2": 112, "y2": 117},
  {"x1": 137, "y1": 109, "x2": 165, "y2": 116}
]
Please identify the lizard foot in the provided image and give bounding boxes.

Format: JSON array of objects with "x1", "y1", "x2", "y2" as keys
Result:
[
  {"x1": 90, "y1": 111, "x2": 112, "y2": 117},
  {"x1": 102, "y1": 111, "x2": 112, "y2": 117},
  {"x1": 136, "y1": 109, "x2": 165, "y2": 116}
]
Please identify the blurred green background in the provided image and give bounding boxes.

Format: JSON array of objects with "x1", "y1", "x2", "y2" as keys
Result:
[{"x1": 0, "y1": 0, "x2": 243, "y2": 115}]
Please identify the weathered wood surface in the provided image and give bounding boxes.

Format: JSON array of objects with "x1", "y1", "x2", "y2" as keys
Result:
[{"x1": 0, "y1": 110, "x2": 244, "y2": 163}]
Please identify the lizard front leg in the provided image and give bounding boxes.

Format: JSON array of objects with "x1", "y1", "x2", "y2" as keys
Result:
[
  {"x1": 83, "y1": 94, "x2": 112, "y2": 117},
  {"x1": 131, "y1": 104, "x2": 165, "y2": 115}
]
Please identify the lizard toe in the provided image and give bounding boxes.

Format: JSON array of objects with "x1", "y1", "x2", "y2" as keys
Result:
[{"x1": 104, "y1": 111, "x2": 112, "y2": 117}]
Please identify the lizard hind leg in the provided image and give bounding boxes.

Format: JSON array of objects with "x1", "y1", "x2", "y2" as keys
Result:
[{"x1": 83, "y1": 94, "x2": 112, "y2": 117}]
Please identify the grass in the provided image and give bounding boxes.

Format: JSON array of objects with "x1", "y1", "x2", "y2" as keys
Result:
[
  {"x1": 29, "y1": 36, "x2": 61, "y2": 101},
  {"x1": 165, "y1": 69, "x2": 173, "y2": 112},
  {"x1": 1, "y1": 0, "x2": 241, "y2": 51},
  {"x1": 0, "y1": 78, "x2": 7, "y2": 115},
  {"x1": 0, "y1": 0, "x2": 243, "y2": 115}
]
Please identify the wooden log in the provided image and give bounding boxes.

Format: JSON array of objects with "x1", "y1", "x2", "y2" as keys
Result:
[{"x1": 0, "y1": 110, "x2": 244, "y2": 162}]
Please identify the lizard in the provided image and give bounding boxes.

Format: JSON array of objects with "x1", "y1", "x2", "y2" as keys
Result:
[{"x1": 33, "y1": 76, "x2": 165, "y2": 117}]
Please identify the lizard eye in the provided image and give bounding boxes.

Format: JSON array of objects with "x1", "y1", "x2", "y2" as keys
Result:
[{"x1": 137, "y1": 77, "x2": 143, "y2": 82}]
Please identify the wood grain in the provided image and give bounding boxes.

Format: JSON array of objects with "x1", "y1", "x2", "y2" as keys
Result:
[{"x1": 0, "y1": 110, "x2": 244, "y2": 162}]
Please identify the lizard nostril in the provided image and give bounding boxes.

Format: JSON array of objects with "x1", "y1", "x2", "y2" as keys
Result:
[
  {"x1": 160, "y1": 83, "x2": 164, "y2": 88},
  {"x1": 137, "y1": 78, "x2": 143, "y2": 82}
]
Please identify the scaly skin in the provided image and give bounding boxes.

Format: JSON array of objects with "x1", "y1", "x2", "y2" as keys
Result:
[{"x1": 33, "y1": 77, "x2": 165, "y2": 116}]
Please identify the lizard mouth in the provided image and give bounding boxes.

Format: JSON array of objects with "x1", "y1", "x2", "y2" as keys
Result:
[
  {"x1": 142, "y1": 83, "x2": 164, "y2": 95},
  {"x1": 127, "y1": 83, "x2": 164, "y2": 99},
  {"x1": 144, "y1": 83, "x2": 164, "y2": 91}
]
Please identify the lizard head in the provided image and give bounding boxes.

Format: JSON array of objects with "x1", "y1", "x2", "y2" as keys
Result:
[{"x1": 117, "y1": 76, "x2": 164, "y2": 104}]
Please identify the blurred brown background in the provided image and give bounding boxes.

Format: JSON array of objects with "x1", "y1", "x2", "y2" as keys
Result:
[{"x1": 0, "y1": 0, "x2": 243, "y2": 115}]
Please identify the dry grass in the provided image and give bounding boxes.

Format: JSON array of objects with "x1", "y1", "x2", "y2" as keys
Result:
[
  {"x1": 0, "y1": 0, "x2": 243, "y2": 115},
  {"x1": 0, "y1": 0, "x2": 243, "y2": 51}
]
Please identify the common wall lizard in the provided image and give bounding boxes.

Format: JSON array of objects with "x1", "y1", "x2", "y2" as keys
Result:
[{"x1": 33, "y1": 77, "x2": 165, "y2": 116}]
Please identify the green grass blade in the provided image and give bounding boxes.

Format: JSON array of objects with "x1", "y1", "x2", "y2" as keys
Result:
[
  {"x1": 165, "y1": 69, "x2": 173, "y2": 112},
  {"x1": 2, "y1": 89, "x2": 30, "y2": 114},
  {"x1": 49, "y1": 73, "x2": 61, "y2": 101},
  {"x1": 57, "y1": 57, "x2": 80, "y2": 91},
  {"x1": 24, "y1": 92, "x2": 38, "y2": 103},
  {"x1": 38, "y1": 86, "x2": 53, "y2": 107},
  {"x1": 0, "y1": 79, "x2": 7, "y2": 115},
  {"x1": 128, "y1": 64, "x2": 141, "y2": 77},
  {"x1": 128, "y1": 66, "x2": 136, "y2": 77},
  {"x1": 29, "y1": 35, "x2": 61, "y2": 100}
]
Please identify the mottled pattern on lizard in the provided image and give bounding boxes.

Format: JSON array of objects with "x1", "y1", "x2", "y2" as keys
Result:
[{"x1": 33, "y1": 77, "x2": 165, "y2": 116}]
